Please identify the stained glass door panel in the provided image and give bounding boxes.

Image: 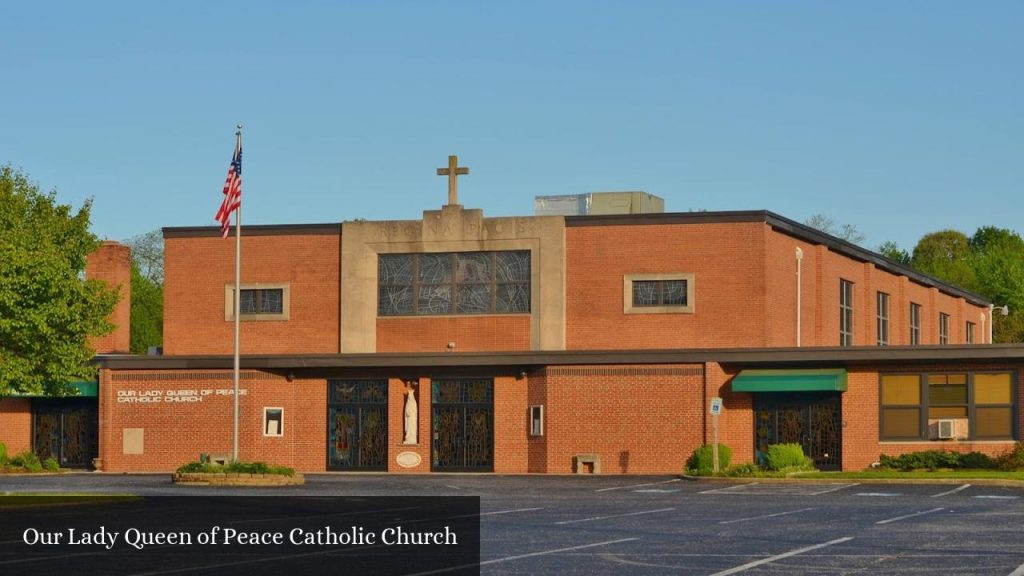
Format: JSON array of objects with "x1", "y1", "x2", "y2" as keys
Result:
[
  {"x1": 431, "y1": 379, "x2": 493, "y2": 472},
  {"x1": 754, "y1": 393, "x2": 842, "y2": 471},
  {"x1": 327, "y1": 380, "x2": 388, "y2": 470}
]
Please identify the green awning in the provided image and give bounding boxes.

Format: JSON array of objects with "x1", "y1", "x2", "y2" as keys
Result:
[
  {"x1": 7, "y1": 381, "x2": 98, "y2": 398},
  {"x1": 731, "y1": 369, "x2": 847, "y2": 392}
]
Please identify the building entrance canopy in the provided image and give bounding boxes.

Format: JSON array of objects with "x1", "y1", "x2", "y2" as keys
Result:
[{"x1": 732, "y1": 369, "x2": 848, "y2": 392}]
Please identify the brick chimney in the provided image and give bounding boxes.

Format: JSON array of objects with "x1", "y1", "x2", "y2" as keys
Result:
[{"x1": 86, "y1": 241, "x2": 132, "y2": 354}]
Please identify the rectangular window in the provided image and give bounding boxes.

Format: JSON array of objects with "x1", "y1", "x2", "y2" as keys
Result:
[
  {"x1": 378, "y1": 251, "x2": 530, "y2": 316},
  {"x1": 876, "y1": 292, "x2": 889, "y2": 346},
  {"x1": 879, "y1": 372, "x2": 1016, "y2": 441},
  {"x1": 939, "y1": 313, "x2": 950, "y2": 344},
  {"x1": 623, "y1": 273, "x2": 695, "y2": 314},
  {"x1": 910, "y1": 303, "x2": 921, "y2": 345},
  {"x1": 839, "y1": 279, "x2": 854, "y2": 346},
  {"x1": 529, "y1": 405, "x2": 544, "y2": 437},
  {"x1": 224, "y1": 284, "x2": 290, "y2": 321},
  {"x1": 966, "y1": 321, "x2": 975, "y2": 344},
  {"x1": 263, "y1": 407, "x2": 284, "y2": 437}
]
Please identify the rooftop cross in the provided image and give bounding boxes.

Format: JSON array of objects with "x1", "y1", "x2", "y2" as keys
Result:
[{"x1": 436, "y1": 155, "x2": 469, "y2": 206}]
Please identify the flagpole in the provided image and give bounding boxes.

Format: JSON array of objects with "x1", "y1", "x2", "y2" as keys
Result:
[{"x1": 232, "y1": 124, "x2": 242, "y2": 463}]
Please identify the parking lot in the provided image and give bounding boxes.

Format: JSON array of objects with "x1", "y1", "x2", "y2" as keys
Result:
[{"x1": 1, "y1": 473, "x2": 1023, "y2": 575}]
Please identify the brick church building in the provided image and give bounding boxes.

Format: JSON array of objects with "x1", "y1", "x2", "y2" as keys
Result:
[{"x1": 3, "y1": 157, "x2": 1021, "y2": 473}]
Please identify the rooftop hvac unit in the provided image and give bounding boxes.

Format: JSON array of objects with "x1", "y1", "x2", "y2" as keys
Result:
[{"x1": 936, "y1": 419, "x2": 955, "y2": 439}]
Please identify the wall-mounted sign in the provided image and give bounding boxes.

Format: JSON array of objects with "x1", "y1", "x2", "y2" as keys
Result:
[{"x1": 116, "y1": 388, "x2": 248, "y2": 405}]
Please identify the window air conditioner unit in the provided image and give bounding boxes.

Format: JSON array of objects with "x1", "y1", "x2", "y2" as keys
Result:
[{"x1": 937, "y1": 419, "x2": 955, "y2": 440}]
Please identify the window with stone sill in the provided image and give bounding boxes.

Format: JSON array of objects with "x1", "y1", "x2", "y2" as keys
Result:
[
  {"x1": 623, "y1": 273, "x2": 695, "y2": 314},
  {"x1": 224, "y1": 284, "x2": 290, "y2": 321}
]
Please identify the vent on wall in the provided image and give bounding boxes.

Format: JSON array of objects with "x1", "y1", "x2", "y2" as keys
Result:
[{"x1": 936, "y1": 419, "x2": 955, "y2": 440}]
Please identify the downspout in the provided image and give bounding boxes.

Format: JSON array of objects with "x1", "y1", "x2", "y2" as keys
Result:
[{"x1": 795, "y1": 247, "x2": 803, "y2": 347}]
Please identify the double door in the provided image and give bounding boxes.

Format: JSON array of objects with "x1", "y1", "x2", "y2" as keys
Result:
[
  {"x1": 33, "y1": 399, "x2": 97, "y2": 468},
  {"x1": 754, "y1": 392, "x2": 842, "y2": 471}
]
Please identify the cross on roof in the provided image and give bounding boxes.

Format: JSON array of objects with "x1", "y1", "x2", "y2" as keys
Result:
[{"x1": 436, "y1": 155, "x2": 469, "y2": 206}]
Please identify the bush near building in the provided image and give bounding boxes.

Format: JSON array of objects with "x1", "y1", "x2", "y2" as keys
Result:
[
  {"x1": 879, "y1": 444, "x2": 1024, "y2": 471},
  {"x1": 175, "y1": 461, "x2": 295, "y2": 476},
  {"x1": 686, "y1": 444, "x2": 732, "y2": 474}
]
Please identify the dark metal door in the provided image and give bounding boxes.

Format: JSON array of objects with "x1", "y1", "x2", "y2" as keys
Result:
[
  {"x1": 432, "y1": 379, "x2": 493, "y2": 472},
  {"x1": 754, "y1": 393, "x2": 842, "y2": 471},
  {"x1": 327, "y1": 380, "x2": 388, "y2": 470},
  {"x1": 32, "y1": 400, "x2": 97, "y2": 468}
]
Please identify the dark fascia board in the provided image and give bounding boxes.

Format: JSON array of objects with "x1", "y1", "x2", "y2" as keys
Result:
[
  {"x1": 94, "y1": 345, "x2": 1024, "y2": 371},
  {"x1": 163, "y1": 223, "x2": 341, "y2": 238},
  {"x1": 568, "y1": 210, "x2": 990, "y2": 307}
]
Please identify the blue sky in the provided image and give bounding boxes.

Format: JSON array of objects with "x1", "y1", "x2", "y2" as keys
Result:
[{"x1": 2, "y1": 2, "x2": 1020, "y2": 253}]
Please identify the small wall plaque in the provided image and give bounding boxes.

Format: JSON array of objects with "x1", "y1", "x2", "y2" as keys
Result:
[{"x1": 396, "y1": 451, "x2": 422, "y2": 468}]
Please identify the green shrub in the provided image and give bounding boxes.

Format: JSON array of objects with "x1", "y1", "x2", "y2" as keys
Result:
[
  {"x1": 42, "y1": 457, "x2": 60, "y2": 472},
  {"x1": 994, "y1": 442, "x2": 1024, "y2": 471},
  {"x1": 764, "y1": 443, "x2": 811, "y2": 471},
  {"x1": 686, "y1": 444, "x2": 732, "y2": 473},
  {"x1": 176, "y1": 460, "x2": 295, "y2": 476},
  {"x1": 0, "y1": 442, "x2": 8, "y2": 466},
  {"x1": 880, "y1": 450, "x2": 997, "y2": 471},
  {"x1": 722, "y1": 463, "x2": 760, "y2": 477},
  {"x1": 11, "y1": 451, "x2": 43, "y2": 473}
]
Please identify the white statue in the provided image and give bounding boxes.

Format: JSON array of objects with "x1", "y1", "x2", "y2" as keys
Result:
[{"x1": 403, "y1": 389, "x2": 418, "y2": 445}]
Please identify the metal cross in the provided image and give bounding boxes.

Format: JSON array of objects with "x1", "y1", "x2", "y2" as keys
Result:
[{"x1": 436, "y1": 155, "x2": 469, "y2": 205}]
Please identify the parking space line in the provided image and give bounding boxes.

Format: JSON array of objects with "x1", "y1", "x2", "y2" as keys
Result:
[
  {"x1": 479, "y1": 507, "x2": 544, "y2": 516},
  {"x1": 595, "y1": 479, "x2": 681, "y2": 492},
  {"x1": 718, "y1": 507, "x2": 815, "y2": 525},
  {"x1": 806, "y1": 483, "x2": 859, "y2": 495},
  {"x1": 699, "y1": 483, "x2": 759, "y2": 494},
  {"x1": 404, "y1": 537, "x2": 640, "y2": 576},
  {"x1": 875, "y1": 507, "x2": 945, "y2": 525},
  {"x1": 975, "y1": 495, "x2": 1021, "y2": 500},
  {"x1": 554, "y1": 507, "x2": 675, "y2": 525},
  {"x1": 1008, "y1": 560, "x2": 1024, "y2": 576},
  {"x1": 855, "y1": 492, "x2": 901, "y2": 497},
  {"x1": 932, "y1": 484, "x2": 971, "y2": 498},
  {"x1": 708, "y1": 536, "x2": 854, "y2": 576}
]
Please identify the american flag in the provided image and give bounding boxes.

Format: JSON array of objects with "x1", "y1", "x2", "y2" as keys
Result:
[{"x1": 215, "y1": 137, "x2": 242, "y2": 238}]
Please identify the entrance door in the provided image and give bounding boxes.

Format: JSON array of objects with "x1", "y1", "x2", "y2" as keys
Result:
[
  {"x1": 754, "y1": 392, "x2": 842, "y2": 471},
  {"x1": 327, "y1": 380, "x2": 388, "y2": 471},
  {"x1": 32, "y1": 399, "x2": 98, "y2": 468},
  {"x1": 431, "y1": 379, "x2": 493, "y2": 472}
]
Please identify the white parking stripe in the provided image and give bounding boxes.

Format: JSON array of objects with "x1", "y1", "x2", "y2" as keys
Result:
[
  {"x1": 1007, "y1": 560, "x2": 1024, "y2": 576},
  {"x1": 404, "y1": 537, "x2": 640, "y2": 576},
  {"x1": 555, "y1": 507, "x2": 675, "y2": 525},
  {"x1": 718, "y1": 507, "x2": 815, "y2": 525},
  {"x1": 875, "y1": 507, "x2": 945, "y2": 525},
  {"x1": 595, "y1": 479, "x2": 681, "y2": 492},
  {"x1": 932, "y1": 484, "x2": 971, "y2": 498},
  {"x1": 708, "y1": 536, "x2": 854, "y2": 576},
  {"x1": 975, "y1": 495, "x2": 1021, "y2": 500},
  {"x1": 699, "y1": 483, "x2": 759, "y2": 494},
  {"x1": 855, "y1": 492, "x2": 901, "y2": 497},
  {"x1": 479, "y1": 507, "x2": 544, "y2": 516}
]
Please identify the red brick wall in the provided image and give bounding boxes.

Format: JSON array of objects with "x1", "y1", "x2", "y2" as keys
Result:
[
  {"x1": 0, "y1": 399, "x2": 32, "y2": 454},
  {"x1": 377, "y1": 317, "x2": 530, "y2": 352},
  {"x1": 98, "y1": 368, "x2": 326, "y2": 472},
  {"x1": 542, "y1": 365, "x2": 705, "y2": 474},
  {"x1": 566, "y1": 223, "x2": 767, "y2": 349},
  {"x1": 86, "y1": 241, "x2": 131, "y2": 354},
  {"x1": 164, "y1": 234, "x2": 340, "y2": 355},
  {"x1": 527, "y1": 371, "x2": 548, "y2": 473},
  {"x1": 387, "y1": 378, "x2": 429, "y2": 473},
  {"x1": 704, "y1": 363, "x2": 753, "y2": 465}
]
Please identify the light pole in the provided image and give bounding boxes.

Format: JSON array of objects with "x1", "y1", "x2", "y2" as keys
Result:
[{"x1": 988, "y1": 303, "x2": 1009, "y2": 344}]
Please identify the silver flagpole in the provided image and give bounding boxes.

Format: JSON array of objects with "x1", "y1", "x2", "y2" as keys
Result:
[{"x1": 232, "y1": 124, "x2": 242, "y2": 463}]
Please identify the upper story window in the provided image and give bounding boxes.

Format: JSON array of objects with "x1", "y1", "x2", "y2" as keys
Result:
[
  {"x1": 839, "y1": 279, "x2": 854, "y2": 346},
  {"x1": 910, "y1": 303, "x2": 921, "y2": 345},
  {"x1": 224, "y1": 284, "x2": 290, "y2": 321},
  {"x1": 623, "y1": 273, "x2": 695, "y2": 314},
  {"x1": 966, "y1": 321, "x2": 976, "y2": 344},
  {"x1": 939, "y1": 313, "x2": 950, "y2": 344},
  {"x1": 378, "y1": 251, "x2": 530, "y2": 316},
  {"x1": 876, "y1": 291, "x2": 889, "y2": 346}
]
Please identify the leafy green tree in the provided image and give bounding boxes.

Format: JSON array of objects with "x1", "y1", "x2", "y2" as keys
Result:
[
  {"x1": 911, "y1": 230, "x2": 978, "y2": 292},
  {"x1": 0, "y1": 166, "x2": 118, "y2": 396},
  {"x1": 129, "y1": 263, "x2": 163, "y2": 354},
  {"x1": 877, "y1": 241, "x2": 911, "y2": 265}
]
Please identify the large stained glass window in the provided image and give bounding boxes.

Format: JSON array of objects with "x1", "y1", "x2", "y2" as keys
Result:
[{"x1": 379, "y1": 251, "x2": 530, "y2": 316}]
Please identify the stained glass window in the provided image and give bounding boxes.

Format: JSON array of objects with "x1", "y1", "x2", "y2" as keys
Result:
[
  {"x1": 632, "y1": 279, "x2": 687, "y2": 307},
  {"x1": 239, "y1": 289, "x2": 283, "y2": 315},
  {"x1": 379, "y1": 251, "x2": 530, "y2": 315}
]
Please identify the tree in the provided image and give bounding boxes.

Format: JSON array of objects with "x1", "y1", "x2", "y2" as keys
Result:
[
  {"x1": 911, "y1": 230, "x2": 978, "y2": 292},
  {"x1": 877, "y1": 241, "x2": 911, "y2": 265},
  {"x1": 130, "y1": 263, "x2": 163, "y2": 354},
  {"x1": 125, "y1": 229, "x2": 163, "y2": 284},
  {"x1": 0, "y1": 166, "x2": 118, "y2": 396},
  {"x1": 125, "y1": 229, "x2": 164, "y2": 354},
  {"x1": 804, "y1": 214, "x2": 867, "y2": 245}
]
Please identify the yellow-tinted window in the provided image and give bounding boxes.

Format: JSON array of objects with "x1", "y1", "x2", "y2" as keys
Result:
[
  {"x1": 928, "y1": 406, "x2": 968, "y2": 419},
  {"x1": 882, "y1": 408, "x2": 920, "y2": 437},
  {"x1": 975, "y1": 373, "x2": 1013, "y2": 404},
  {"x1": 976, "y1": 407, "x2": 1013, "y2": 437},
  {"x1": 882, "y1": 375, "x2": 920, "y2": 405}
]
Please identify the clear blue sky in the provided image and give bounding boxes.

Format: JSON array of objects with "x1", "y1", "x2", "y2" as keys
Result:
[{"x1": 2, "y1": 1, "x2": 1021, "y2": 253}]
